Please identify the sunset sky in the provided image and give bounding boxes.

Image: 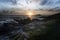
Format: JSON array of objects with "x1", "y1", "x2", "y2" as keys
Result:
[
  {"x1": 0, "y1": 0, "x2": 60, "y2": 15},
  {"x1": 0, "y1": 0, "x2": 60, "y2": 10}
]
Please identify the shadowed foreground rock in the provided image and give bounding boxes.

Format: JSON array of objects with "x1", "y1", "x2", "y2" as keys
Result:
[
  {"x1": 0, "y1": 13, "x2": 60, "y2": 40},
  {"x1": 27, "y1": 13, "x2": 60, "y2": 40}
]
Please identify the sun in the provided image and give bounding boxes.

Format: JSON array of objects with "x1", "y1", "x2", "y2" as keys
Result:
[
  {"x1": 26, "y1": 11, "x2": 35, "y2": 20},
  {"x1": 28, "y1": 12, "x2": 33, "y2": 17}
]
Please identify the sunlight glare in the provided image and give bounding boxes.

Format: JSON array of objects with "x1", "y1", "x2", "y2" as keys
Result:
[{"x1": 26, "y1": 11, "x2": 35, "y2": 20}]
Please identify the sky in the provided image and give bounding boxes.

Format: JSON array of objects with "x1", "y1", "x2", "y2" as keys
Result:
[
  {"x1": 0, "y1": 0, "x2": 60, "y2": 15},
  {"x1": 0, "y1": 0, "x2": 60, "y2": 10}
]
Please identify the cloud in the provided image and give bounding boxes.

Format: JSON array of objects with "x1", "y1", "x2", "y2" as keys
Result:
[{"x1": 0, "y1": 0, "x2": 60, "y2": 10}]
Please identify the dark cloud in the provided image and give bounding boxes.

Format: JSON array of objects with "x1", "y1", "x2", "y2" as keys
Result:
[{"x1": 0, "y1": 0, "x2": 60, "y2": 15}]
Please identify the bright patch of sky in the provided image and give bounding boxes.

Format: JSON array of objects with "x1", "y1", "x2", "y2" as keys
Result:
[{"x1": 0, "y1": 0, "x2": 60, "y2": 10}]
